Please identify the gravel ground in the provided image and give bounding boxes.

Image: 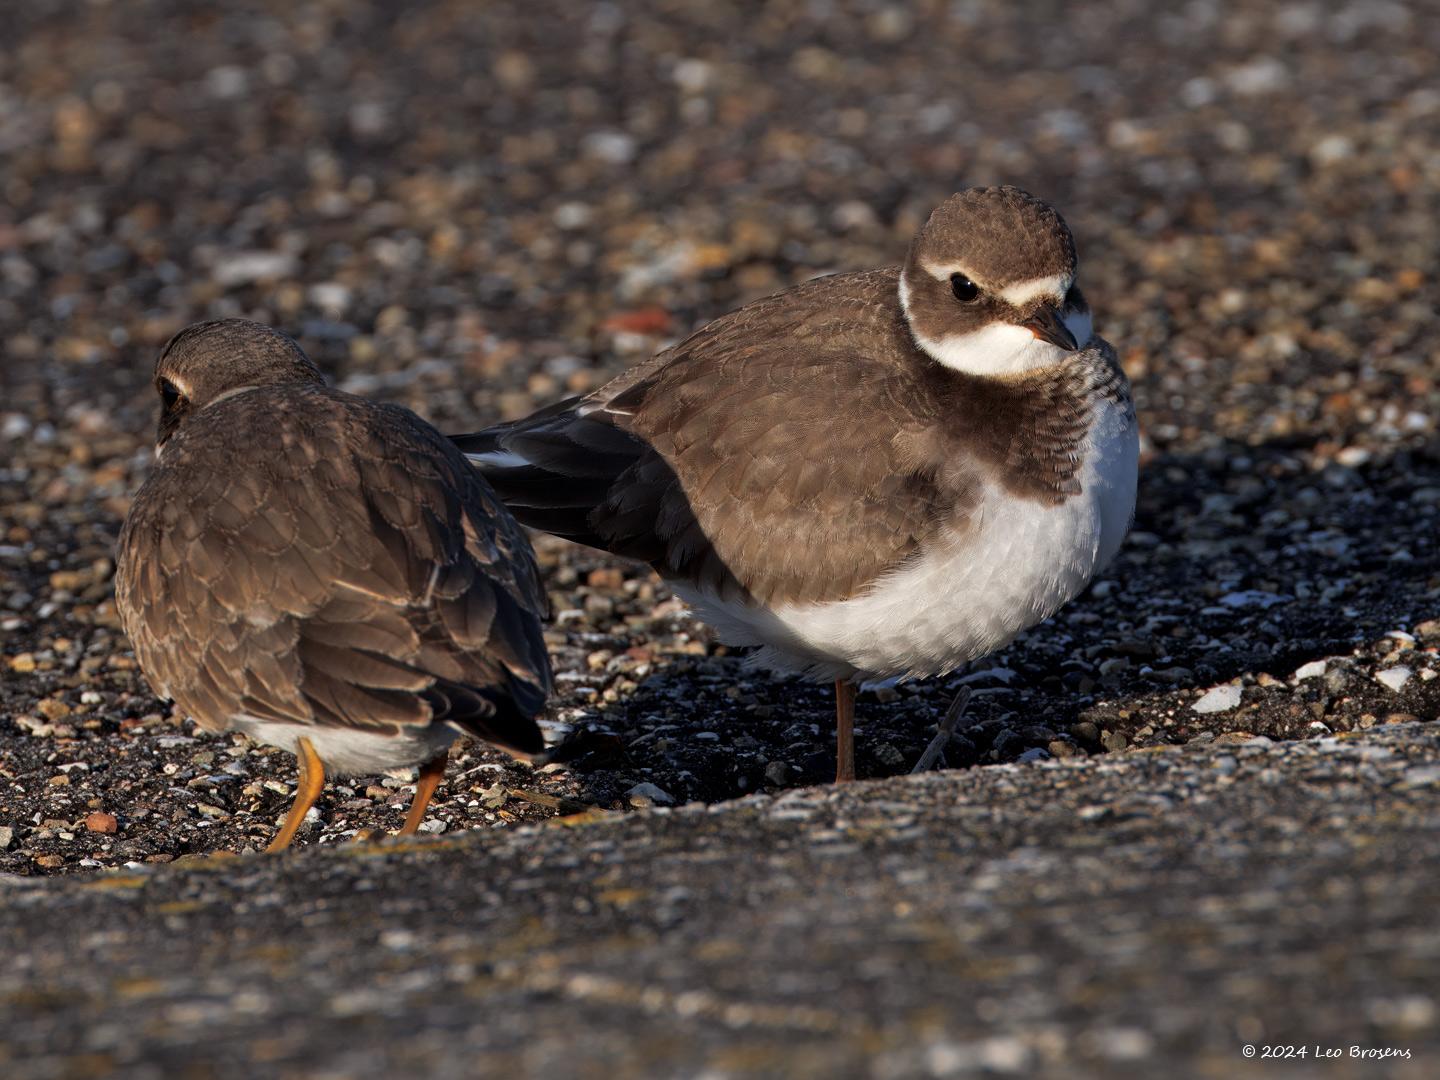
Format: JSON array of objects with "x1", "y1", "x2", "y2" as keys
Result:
[
  {"x1": 4, "y1": 725, "x2": 1439, "y2": 1078},
  {"x1": 1, "y1": 0, "x2": 1438, "y2": 1070},
  {"x1": 3, "y1": 0, "x2": 1438, "y2": 871}
]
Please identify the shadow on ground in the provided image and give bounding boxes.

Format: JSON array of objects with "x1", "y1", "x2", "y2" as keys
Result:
[{"x1": 548, "y1": 432, "x2": 1440, "y2": 808}]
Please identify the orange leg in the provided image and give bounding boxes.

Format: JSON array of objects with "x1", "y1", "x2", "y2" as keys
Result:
[
  {"x1": 834, "y1": 679, "x2": 857, "y2": 783},
  {"x1": 400, "y1": 752, "x2": 447, "y2": 835},
  {"x1": 266, "y1": 736, "x2": 325, "y2": 852}
]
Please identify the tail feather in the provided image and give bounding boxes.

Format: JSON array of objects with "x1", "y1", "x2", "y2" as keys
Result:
[
  {"x1": 453, "y1": 407, "x2": 648, "y2": 548},
  {"x1": 423, "y1": 673, "x2": 546, "y2": 758}
]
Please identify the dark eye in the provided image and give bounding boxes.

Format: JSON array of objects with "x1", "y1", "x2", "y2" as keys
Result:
[
  {"x1": 159, "y1": 378, "x2": 183, "y2": 409},
  {"x1": 950, "y1": 273, "x2": 980, "y2": 302}
]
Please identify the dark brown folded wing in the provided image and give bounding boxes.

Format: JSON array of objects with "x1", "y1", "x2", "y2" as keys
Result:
[
  {"x1": 459, "y1": 268, "x2": 1117, "y2": 609},
  {"x1": 116, "y1": 388, "x2": 550, "y2": 755},
  {"x1": 459, "y1": 269, "x2": 962, "y2": 607}
]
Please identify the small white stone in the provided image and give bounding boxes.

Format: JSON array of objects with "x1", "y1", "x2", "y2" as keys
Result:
[
  {"x1": 582, "y1": 131, "x2": 636, "y2": 165},
  {"x1": 212, "y1": 250, "x2": 297, "y2": 287},
  {"x1": 1193, "y1": 683, "x2": 1242, "y2": 714},
  {"x1": 348, "y1": 101, "x2": 389, "y2": 137},
  {"x1": 1376, "y1": 667, "x2": 1413, "y2": 692},
  {"x1": 1225, "y1": 56, "x2": 1289, "y2": 95},
  {"x1": 379, "y1": 928, "x2": 417, "y2": 950},
  {"x1": 626, "y1": 782, "x2": 675, "y2": 806},
  {"x1": 308, "y1": 282, "x2": 351, "y2": 315},
  {"x1": 1219, "y1": 590, "x2": 1289, "y2": 610},
  {"x1": 1180, "y1": 76, "x2": 1216, "y2": 107},
  {"x1": 672, "y1": 59, "x2": 713, "y2": 93},
  {"x1": 1294, "y1": 660, "x2": 1328, "y2": 681},
  {"x1": 1093, "y1": 1026, "x2": 1154, "y2": 1061},
  {"x1": 1310, "y1": 134, "x2": 1354, "y2": 166},
  {"x1": 205, "y1": 65, "x2": 249, "y2": 100},
  {"x1": 832, "y1": 200, "x2": 876, "y2": 231},
  {"x1": 1, "y1": 414, "x2": 32, "y2": 440},
  {"x1": 553, "y1": 202, "x2": 592, "y2": 230},
  {"x1": 1402, "y1": 765, "x2": 1440, "y2": 787}
]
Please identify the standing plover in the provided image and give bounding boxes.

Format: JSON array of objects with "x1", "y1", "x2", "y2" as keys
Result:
[
  {"x1": 458, "y1": 187, "x2": 1137, "y2": 781},
  {"x1": 116, "y1": 319, "x2": 552, "y2": 850}
]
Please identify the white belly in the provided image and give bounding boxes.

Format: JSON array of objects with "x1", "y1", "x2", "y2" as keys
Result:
[
  {"x1": 231, "y1": 716, "x2": 461, "y2": 776},
  {"x1": 676, "y1": 396, "x2": 1138, "y2": 681}
]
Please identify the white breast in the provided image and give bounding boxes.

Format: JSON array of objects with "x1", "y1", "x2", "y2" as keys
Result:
[{"x1": 675, "y1": 394, "x2": 1138, "y2": 682}]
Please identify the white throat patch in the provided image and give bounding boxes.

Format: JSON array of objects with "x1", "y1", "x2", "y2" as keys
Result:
[
  {"x1": 914, "y1": 322, "x2": 1071, "y2": 376},
  {"x1": 899, "y1": 276, "x2": 1095, "y2": 376}
]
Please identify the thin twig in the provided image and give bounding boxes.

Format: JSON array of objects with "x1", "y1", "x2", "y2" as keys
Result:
[
  {"x1": 507, "y1": 787, "x2": 605, "y2": 816},
  {"x1": 910, "y1": 686, "x2": 973, "y2": 774}
]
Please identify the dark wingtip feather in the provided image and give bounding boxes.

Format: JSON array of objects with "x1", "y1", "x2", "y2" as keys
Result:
[
  {"x1": 423, "y1": 676, "x2": 546, "y2": 757},
  {"x1": 450, "y1": 429, "x2": 501, "y2": 456}
]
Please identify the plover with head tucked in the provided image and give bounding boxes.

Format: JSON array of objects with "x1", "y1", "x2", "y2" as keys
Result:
[
  {"x1": 116, "y1": 319, "x2": 552, "y2": 850},
  {"x1": 457, "y1": 186, "x2": 1137, "y2": 781}
]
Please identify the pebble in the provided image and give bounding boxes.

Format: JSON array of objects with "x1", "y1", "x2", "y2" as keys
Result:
[
  {"x1": 1401, "y1": 765, "x2": 1440, "y2": 787},
  {"x1": 1193, "y1": 684, "x2": 1243, "y2": 714},
  {"x1": 763, "y1": 761, "x2": 792, "y2": 786},
  {"x1": 1218, "y1": 591, "x2": 1289, "y2": 610},
  {"x1": 627, "y1": 783, "x2": 676, "y2": 806},
  {"x1": 37, "y1": 699, "x2": 72, "y2": 720},
  {"x1": 582, "y1": 131, "x2": 637, "y2": 164},
  {"x1": 1224, "y1": 56, "x2": 1290, "y2": 95},
  {"x1": 1293, "y1": 660, "x2": 1327, "y2": 681},
  {"x1": 1375, "y1": 667, "x2": 1413, "y2": 692},
  {"x1": 211, "y1": 251, "x2": 298, "y2": 287},
  {"x1": 84, "y1": 812, "x2": 118, "y2": 835},
  {"x1": 308, "y1": 283, "x2": 352, "y2": 315}
]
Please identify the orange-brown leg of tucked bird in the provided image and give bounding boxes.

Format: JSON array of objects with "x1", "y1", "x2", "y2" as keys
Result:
[
  {"x1": 400, "y1": 752, "x2": 447, "y2": 836},
  {"x1": 266, "y1": 736, "x2": 326, "y2": 852},
  {"x1": 834, "y1": 679, "x2": 857, "y2": 783}
]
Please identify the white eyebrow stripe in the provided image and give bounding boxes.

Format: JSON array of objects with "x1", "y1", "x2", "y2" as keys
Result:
[
  {"x1": 996, "y1": 274, "x2": 1070, "y2": 306},
  {"x1": 921, "y1": 264, "x2": 1072, "y2": 307},
  {"x1": 204, "y1": 385, "x2": 260, "y2": 408}
]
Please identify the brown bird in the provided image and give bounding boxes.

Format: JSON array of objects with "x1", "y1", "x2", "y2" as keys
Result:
[
  {"x1": 456, "y1": 187, "x2": 1137, "y2": 781},
  {"x1": 116, "y1": 319, "x2": 552, "y2": 850}
]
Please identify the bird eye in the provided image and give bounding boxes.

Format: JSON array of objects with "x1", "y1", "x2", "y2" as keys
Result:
[
  {"x1": 950, "y1": 273, "x2": 980, "y2": 303},
  {"x1": 159, "y1": 378, "x2": 184, "y2": 409}
]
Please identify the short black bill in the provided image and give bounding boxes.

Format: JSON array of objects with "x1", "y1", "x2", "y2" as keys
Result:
[{"x1": 1022, "y1": 305, "x2": 1079, "y2": 351}]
